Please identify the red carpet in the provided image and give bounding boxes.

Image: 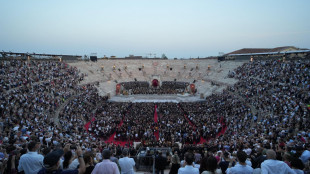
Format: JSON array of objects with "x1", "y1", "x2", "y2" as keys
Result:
[
  {"x1": 198, "y1": 137, "x2": 207, "y2": 144},
  {"x1": 84, "y1": 116, "x2": 95, "y2": 132},
  {"x1": 84, "y1": 122, "x2": 91, "y2": 132},
  {"x1": 105, "y1": 132, "x2": 128, "y2": 146},
  {"x1": 154, "y1": 105, "x2": 159, "y2": 140},
  {"x1": 183, "y1": 114, "x2": 196, "y2": 128},
  {"x1": 217, "y1": 116, "x2": 227, "y2": 137},
  {"x1": 105, "y1": 119, "x2": 129, "y2": 146},
  {"x1": 154, "y1": 105, "x2": 158, "y2": 123}
]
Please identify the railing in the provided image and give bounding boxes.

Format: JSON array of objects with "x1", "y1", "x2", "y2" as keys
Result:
[{"x1": 135, "y1": 147, "x2": 172, "y2": 174}]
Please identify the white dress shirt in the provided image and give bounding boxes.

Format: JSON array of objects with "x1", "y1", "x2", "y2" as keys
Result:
[
  {"x1": 178, "y1": 165, "x2": 199, "y2": 174},
  {"x1": 226, "y1": 164, "x2": 253, "y2": 174},
  {"x1": 261, "y1": 159, "x2": 296, "y2": 174},
  {"x1": 92, "y1": 159, "x2": 120, "y2": 174},
  {"x1": 118, "y1": 157, "x2": 135, "y2": 174},
  {"x1": 18, "y1": 151, "x2": 44, "y2": 174}
]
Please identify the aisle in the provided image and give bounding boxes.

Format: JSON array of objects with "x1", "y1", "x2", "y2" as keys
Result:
[
  {"x1": 154, "y1": 105, "x2": 159, "y2": 140},
  {"x1": 105, "y1": 119, "x2": 127, "y2": 146}
]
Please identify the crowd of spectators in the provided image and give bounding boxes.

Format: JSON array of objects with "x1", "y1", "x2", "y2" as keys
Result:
[
  {"x1": 1, "y1": 57, "x2": 310, "y2": 173},
  {"x1": 156, "y1": 103, "x2": 199, "y2": 145}
]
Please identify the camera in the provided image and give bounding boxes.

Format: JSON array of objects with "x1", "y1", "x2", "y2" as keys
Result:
[{"x1": 70, "y1": 145, "x2": 77, "y2": 150}]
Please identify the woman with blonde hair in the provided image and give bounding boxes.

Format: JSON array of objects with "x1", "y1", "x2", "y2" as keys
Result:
[{"x1": 169, "y1": 151, "x2": 180, "y2": 174}]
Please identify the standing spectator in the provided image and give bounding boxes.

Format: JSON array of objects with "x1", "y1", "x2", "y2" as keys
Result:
[
  {"x1": 155, "y1": 150, "x2": 167, "y2": 174},
  {"x1": 84, "y1": 151, "x2": 95, "y2": 174},
  {"x1": 118, "y1": 148, "x2": 135, "y2": 174},
  {"x1": 178, "y1": 152, "x2": 199, "y2": 174},
  {"x1": 110, "y1": 149, "x2": 119, "y2": 164},
  {"x1": 62, "y1": 151, "x2": 76, "y2": 170},
  {"x1": 218, "y1": 152, "x2": 230, "y2": 174},
  {"x1": 18, "y1": 141, "x2": 44, "y2": 174},
  {"x1": 92, "y1": 149, "x2": 120, "y2": 174},
  {"x1": 194, "y1": 150, "x2": 201, "y2": 164},
  {"x1": 226, "y1": 151, "x2": 253, "y2": 174},
  {"x1": 169, "y1": 151, "x2": 180, "y2": 174},
  {"x1": 291, "y1": 157, "x2": 304, "y2": 174},
  {"x1": 261, "y1": 149, "x2": 295, "y2": 174},
  {"x1": 201, "y1": 156, "x2": 222, "y2": 174},
  {"x1": 300, "y1": 145, "x2": 310, "y2": 164}
]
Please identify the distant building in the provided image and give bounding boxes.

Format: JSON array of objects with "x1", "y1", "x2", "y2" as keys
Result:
[
  {"x1": 125, "y1": 55, "x2": 143, "y2": 59},
  {"x1": 224, "y1": 46, "x2": 310, "y2": 61},
  {"x1": 226, "y1": 46, "x2": 305, "y2": 55}
]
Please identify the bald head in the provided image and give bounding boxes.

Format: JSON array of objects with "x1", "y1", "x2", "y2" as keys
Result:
[{"x1": 266, "y1": 149, "x2": 276, "y2": 160}]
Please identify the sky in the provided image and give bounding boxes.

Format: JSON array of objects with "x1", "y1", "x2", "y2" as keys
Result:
[{"x1": 0, "y1": 0, "x2": 310, "y2": 58}]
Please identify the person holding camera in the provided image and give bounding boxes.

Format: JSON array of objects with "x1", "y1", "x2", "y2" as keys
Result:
[{"x1": 38, "y1": 145, "x2": 85, "y2": 174}]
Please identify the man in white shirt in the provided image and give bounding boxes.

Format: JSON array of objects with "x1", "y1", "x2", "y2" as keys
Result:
[
  {"x1": 92, "y1": 149, "x2": 120, "y2": 174},
  {"x1": 18, "y1": 141, "x2": 44, "y2": 174},
  {"x1": 178, "y1": 152, "x2": 199, "y2": 174},
  {"x1": 300, "y1": 145, "x2": 310, "y2": 164},
  {"x1": 118, "y1": 148, "x2": 135, "y2": 174},
  {"x1": 226, "y1": 151, "x2": 253, "y2": 174},
  {"x1": 261, "y1": 149, "x2": 296, "y2": 174}
]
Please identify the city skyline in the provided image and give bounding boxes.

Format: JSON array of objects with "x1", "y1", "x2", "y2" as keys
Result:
[{"x1": 0, "y1": 0, "x2": 309, "y2": 58}]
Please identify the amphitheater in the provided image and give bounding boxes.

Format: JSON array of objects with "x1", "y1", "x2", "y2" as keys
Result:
[
  {"x1": 69, "y1": 59, "x2": 243, "y2": 102},
  {"x1": 1, "y1": 53, "x2": 310, "y2": 174}
]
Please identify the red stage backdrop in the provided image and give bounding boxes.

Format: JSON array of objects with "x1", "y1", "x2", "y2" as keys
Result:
[
  {"x1": 190, "y1": 84, "x2": 195, "y2": 93},
  {"x1": 152, "y1": 79, "x2": 159, "y2": 87}
]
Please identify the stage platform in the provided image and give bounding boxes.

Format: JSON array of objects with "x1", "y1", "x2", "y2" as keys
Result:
[{"x1": 108, "y1": 94, "x2": 205, "y2": 103}]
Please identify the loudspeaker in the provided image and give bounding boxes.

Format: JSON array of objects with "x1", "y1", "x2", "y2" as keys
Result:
[{"x1": 90, "y1": 56, "x2": 97, "y2": 62}]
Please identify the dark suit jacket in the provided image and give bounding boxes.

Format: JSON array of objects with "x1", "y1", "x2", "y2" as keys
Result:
[{"x1": 155, "y1": 155, "x2": 167, "y2": 170}]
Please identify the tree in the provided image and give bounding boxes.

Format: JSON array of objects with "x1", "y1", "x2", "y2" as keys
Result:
[{"x1": 161, "y1": 54, "x2": 168, "y2": 59}]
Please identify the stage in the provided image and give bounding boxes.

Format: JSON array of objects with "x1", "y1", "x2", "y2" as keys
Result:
[{"x1": 108, "y1": 94, "x2": 205, "y2": 103}]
